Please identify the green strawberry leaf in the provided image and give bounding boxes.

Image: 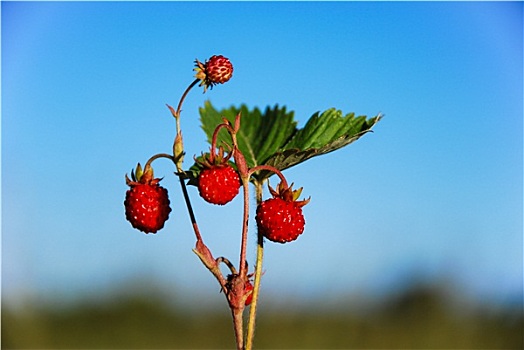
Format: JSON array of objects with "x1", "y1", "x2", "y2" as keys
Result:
[
  {"x1": 195, "y1": 101, "x2": 381, "y2": 183},
  {"x1": 256, "y1": 109, "x2": 382, "y2": 180},
  {"x1": 199, "y1": 100, "x2": 297, "y2": 168}
]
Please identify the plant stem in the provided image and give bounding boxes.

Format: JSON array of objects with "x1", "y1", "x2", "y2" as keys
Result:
[
  {"x1": 168, "y1": 76, "x2": 245, "y2": 349},
  {"x1": 217, "y1": 257, "x2": 237, "y2": 275},
  {"x1": 174, "y1": 78, "x2": 200, "y2": 132},
  {"x1": 178, "y1": 175, "x2": 203, "y2": 242},
  {"x1": 145, "y1": 153, "x2": 175, "y2": 169},
  {"x1": 168, "y1": 77, "x2": 204, "y2": 240},
  {"x1": 245, "y1": 180, "x2": 265, "y2": 350},
  {"x1": 238, "y1": 176, "x2": 251, "y2": 280},
  {"x1": 232, "y1": 308, "x2": 244, "y2": 350},
  {"x1": 248, "y1": 165, "x2": 288, "y2": 188},
  {"x1": 227, "y1": 172, "x2": 252, "y2": 350}
]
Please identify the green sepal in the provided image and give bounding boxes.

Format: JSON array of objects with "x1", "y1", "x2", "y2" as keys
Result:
[{"x1": 135, "y1": 163, "x2": 144, "y2": 181}]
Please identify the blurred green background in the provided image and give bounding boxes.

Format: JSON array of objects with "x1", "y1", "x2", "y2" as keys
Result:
[{"x1": 3, "y1": 279, "x2": 522, "y2": 349}]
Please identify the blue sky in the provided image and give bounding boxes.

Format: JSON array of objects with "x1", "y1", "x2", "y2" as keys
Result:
[{"x1": 2, "y1": 1, "x2": 522, "y2": 308}]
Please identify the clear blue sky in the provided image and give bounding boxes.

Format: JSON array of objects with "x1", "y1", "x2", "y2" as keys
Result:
[{"x1": 3, "y1": 1, "x2": 522, "y2": 308}]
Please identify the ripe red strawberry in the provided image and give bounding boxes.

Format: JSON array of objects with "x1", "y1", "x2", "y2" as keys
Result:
[
  {"x1": 195, "y1": 147, "x2": 240, "y2": 205},
  {"x1": 244, "y1": 280, "x2": 254, "y2": 306},
  {"x1": 124, "y1": 164, "x2": 171, "y2": 234},
  {"x1": 255, "y1": 182, "x2": 310, "y2": 243},
  {"x1": 194, "y1": 55, "x2": 233, "y2": 92},
  {"x1": 198, "y1": 165, "x2": 240, "y2": 205}
]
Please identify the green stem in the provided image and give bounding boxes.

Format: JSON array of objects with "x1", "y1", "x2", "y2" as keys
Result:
[{"x1": 245, "y1": 180, "x2": 265, "y2": 350}]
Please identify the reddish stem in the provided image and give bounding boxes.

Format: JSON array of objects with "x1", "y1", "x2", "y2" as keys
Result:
[
  {"x1": 167, "y1": 75, "x2": 244, "y2": 349},
  {"x1": 248, "y1": 165, "x2": 289, "y2": 188},
  {"x1": 209, "y1": 121, "x2": 235, "y2": 163},
  {"x1": 144, "y1": 153, "x2": 176, "y2": 169},
  {"x1": 238, "y1": 175, "x2": 251, "y2": 280},
  {"x1": 175, "y1": 78, "x2": 200, "y2": 118}
]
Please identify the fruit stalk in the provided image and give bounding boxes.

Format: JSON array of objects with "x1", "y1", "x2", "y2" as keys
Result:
[
  {"x1": 248, "y1": 165, "x2": 289, "y2": 188},
  {"x1": 144, "y1": 153, "x2": 175, "y2": 170}
]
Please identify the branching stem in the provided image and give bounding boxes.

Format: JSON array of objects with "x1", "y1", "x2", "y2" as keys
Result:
[{"x1": 170, "y1": 78, "x2": 246, "y2": 350}]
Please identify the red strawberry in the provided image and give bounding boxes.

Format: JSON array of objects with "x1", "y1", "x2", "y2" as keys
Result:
[
  {"x1": 255, "y1": 182, "x2": 310, "y2": 243},
  {"x1": 194, "y1": 55, "x2": 233, "y2": 92},
  {"x1": 198, "y1": 165, "x2": 240, "y2": 205},
  {"x1": 195, "y1": 147, "x2": 240, "y2": 205},
  {"x1": 124, "y1": 164, "x2": 171, "y2": 234},
  {"x1": 244, "y1": 280, "x2": 254, "y2": 306}
]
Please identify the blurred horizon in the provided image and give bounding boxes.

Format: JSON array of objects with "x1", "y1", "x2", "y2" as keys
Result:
[
  {"x1": 4, "y1": 254, "x2": 523, "y2": 312},
  {"x1": 3, "y1": 277, "x2": 523, "y2": 349}
]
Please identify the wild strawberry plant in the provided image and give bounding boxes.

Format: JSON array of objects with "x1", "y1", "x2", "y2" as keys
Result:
[{"x1": 124, "y1": 55, "x2": 381, "y2": 349}]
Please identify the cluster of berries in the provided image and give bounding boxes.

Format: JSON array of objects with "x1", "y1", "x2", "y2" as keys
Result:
[
  {"x1": 124, "y1": 54, "x2": 309, "y2": 242},
  {"x1": 125, "y1": 162, "x2": 308, "y2": 243},
  {"x1": 123, "y1": 53, "x2": 313, "y2": 350}
]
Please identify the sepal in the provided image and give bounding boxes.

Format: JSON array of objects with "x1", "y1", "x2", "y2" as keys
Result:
[
  {"x1": 125, "y1": 163, "x2": 158, "y2": 186},
  {"x1": 269, "y1": 182, "x2": 310, "y2": 207}
]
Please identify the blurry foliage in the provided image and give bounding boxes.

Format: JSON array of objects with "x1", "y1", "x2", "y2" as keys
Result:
[{"x1": 3, "y1": 283, "x2": 523, "y2": 349}]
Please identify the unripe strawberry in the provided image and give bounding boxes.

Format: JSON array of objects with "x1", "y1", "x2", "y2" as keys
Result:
[
  {"x1": 194, "y1": 55, "x2": 233, "y2": 92},
  {"x1": 256, "y1": 182, "x2": 310, "y2": 243},
  {"x1": 206, "y1": 55, "x2": 233, "y2": 84},
  {"x1": 124, "y1": 164, "x2": 171, "y2": 234}
]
